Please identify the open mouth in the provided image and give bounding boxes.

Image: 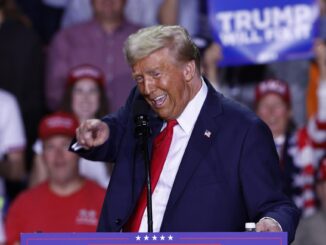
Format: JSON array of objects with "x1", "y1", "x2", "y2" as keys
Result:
[{"x1": 152, "y1": 94, "x2": 167, "y2": 108}]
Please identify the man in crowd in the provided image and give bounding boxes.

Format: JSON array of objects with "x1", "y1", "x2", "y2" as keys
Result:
[
  {"x1": 5, "y1": 112, "x2": 105, "y2": 245},
  {"x1": 46, "y1": 0, "x2": 140, "y2": 112},
  {"x1": 71, "y1": 25, "x2": 299, "y2": 242}
]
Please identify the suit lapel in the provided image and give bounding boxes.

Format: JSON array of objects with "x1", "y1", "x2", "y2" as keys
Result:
[{"x1": 163, "y1": 81, "x2": 223, "y2": 218}]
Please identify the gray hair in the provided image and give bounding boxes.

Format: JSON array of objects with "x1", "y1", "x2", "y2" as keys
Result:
[{"x1": 123, "y1": 25, "x2": 201, "y2": 72}]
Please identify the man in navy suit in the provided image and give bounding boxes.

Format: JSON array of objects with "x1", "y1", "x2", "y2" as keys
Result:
[{"x1": 71, "y1": 25, "x2": 299, "y2": 242}]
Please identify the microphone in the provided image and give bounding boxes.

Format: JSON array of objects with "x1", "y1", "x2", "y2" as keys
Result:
[
  {"x1": 133, "y1": 98, "x2": 151, "y2": 138},
  {"x1": 132, "y1": 98, "x2": 153, "y2": 232}
]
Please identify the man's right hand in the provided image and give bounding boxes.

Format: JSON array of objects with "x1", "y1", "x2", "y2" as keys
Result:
[{"x1": 75, "y1": 119, "x2": 109, "y2": 150}]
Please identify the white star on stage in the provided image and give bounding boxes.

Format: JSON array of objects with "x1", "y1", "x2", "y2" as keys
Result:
[
  {"x1": 160, "y1": 235, "x2": 165, "y2": 240},
  {"x1": 135, "y1": 235, "x2": 141, "y2": 241},
  {"x1": 144, "y1": 235, "x2": 149, "y2": 241},
  {"x1": 152, "y1": 235, "x2": 157, "y2": 240},
  {"x1": 168, "y1": 235, "x2": 173, "y2": 240}
]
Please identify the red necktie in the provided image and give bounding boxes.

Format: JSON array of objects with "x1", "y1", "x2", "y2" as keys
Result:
[{"x1": 125, "y1": 119, "x2": 178, "y2": 231}]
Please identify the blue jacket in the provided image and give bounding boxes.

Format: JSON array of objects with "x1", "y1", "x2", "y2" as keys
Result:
[{"x1": 72, "y1": 79, "x2": 299, "y2": 242}]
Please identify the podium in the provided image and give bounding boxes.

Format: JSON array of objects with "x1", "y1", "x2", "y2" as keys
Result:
[{"x1": 21, "y1": 232, "x2": 287, "y2": 245}]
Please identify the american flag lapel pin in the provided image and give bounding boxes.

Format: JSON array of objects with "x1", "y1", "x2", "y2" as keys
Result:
[{"x1": 204, "y1": 130, "x2": 211, "y2": 138}]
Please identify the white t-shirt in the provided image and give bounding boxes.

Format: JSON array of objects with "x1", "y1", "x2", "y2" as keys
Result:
[{"x1": 0, "y1": 89, "x2": 26, "y2": 162}]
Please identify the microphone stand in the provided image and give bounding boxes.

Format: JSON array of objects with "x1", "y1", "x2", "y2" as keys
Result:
[{"x1": 135, "y1": 115, "x2": 153, "y2": 232}]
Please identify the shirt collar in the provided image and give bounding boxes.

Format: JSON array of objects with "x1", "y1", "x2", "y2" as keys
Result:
[
  {"x1": 176, "y1": 77, "x2": 208, "y2": 135},
  {"x1": 274, "y1": 134, "x2": 286, "y2": 146}
]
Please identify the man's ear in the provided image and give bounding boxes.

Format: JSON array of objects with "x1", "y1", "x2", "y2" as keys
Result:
[{"x1": 183, "y1": 60, "x2": 196, "y2": 82}]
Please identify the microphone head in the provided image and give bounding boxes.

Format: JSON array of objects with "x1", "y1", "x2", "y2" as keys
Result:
[{"x1": 133, "y1": 98, "x2": 151, "y2": 138}]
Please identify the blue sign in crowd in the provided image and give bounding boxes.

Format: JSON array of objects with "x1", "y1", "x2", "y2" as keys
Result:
[{"x1": 208, "y1": 0, "x2": 319, "y2": 66}]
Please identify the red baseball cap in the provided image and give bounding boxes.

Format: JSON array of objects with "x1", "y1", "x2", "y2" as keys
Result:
[
  {"x1": 67, "y1": 64, "x2": 105, "y2": 87},
  {"x1": 38, "y1": 112, "x2": 79, "y2": 140},
  {"x1": 255, "y1": 79, "x2": 291, "y2": 106}
]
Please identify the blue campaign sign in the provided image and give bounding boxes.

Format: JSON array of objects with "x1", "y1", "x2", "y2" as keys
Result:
[
  {"x1": 21, "y1": 232, "x2": 287, "y2": 245},
  {"x1": 207, "y1": 0, "x2": 319, "y2": 66}
]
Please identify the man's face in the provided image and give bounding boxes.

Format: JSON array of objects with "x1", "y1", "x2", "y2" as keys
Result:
[
  {"x1": 92, "y1": 0, "x2": 125, "y2": 22},
  {"x1": 132, "y1": 48, "x2": 194, "y2": 120},
  {"x1": 256, "y1": 93, "x2": 291, "y2": 137},
  {"x1": 42, "y1": 135, "x2": 79, "y2": 185}
]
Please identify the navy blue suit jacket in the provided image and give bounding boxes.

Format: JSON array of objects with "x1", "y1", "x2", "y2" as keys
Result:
[{"x1": 73, "y1": 79, "x2": 299, "y2": 241}]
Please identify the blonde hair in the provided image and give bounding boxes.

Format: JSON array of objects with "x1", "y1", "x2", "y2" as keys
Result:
[{"x1": 124, "y1": 25, "x2": 201, "y2": 72}]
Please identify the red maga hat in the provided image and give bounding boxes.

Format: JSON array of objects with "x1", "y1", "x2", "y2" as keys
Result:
[
  {"x1": 38, "y1": 112, "x2": 79, "y2": 140},
  {"x1": 67, "y1": 64, "x2": 105, "y2": 87},
  {"x1": 255, "y1": 79, "x2": 291, "y2": 105}
]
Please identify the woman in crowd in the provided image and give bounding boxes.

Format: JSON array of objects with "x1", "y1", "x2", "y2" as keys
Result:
[{"x1": 29, "y1": 64, "x2": 111, "y2": 188}]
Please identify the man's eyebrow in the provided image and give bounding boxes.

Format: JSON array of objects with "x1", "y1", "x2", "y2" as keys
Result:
[{"x1": 132, "y1": 67, "x2": 160, "y2": 76}]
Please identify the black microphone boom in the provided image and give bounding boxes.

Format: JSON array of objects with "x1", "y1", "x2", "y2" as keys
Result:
[{"x1": 132, "y1": 98, "x2": 153, "y2": 232}]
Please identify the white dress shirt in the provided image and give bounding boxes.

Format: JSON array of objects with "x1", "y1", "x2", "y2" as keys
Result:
[{"x1": 139, "y1": 79, "x2": 208, "y2": 232}]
